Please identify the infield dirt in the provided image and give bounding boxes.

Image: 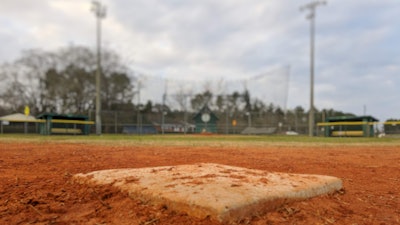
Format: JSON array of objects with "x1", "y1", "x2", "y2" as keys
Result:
[{"x1": 0, "y1": 137, "x2": 399, "y2": 224}]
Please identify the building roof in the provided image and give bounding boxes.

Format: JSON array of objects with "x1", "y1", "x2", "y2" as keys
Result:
[
  {"x1": 192, "y1": 104, "x2": 219, "y2": 120},
  {"x1": 37, "y1": 113, "x2": 88, "y2": 120},
  {"x1": 326, "y1": 115, "x2": 379, "y2": 122},
  {"x1": 0, "y1": 113, "x2": 38, "y2": 122}
]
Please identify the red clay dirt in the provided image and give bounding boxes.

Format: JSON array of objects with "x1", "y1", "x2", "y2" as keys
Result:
[{"x1": 0, "y1": 139, "x2": 399, "y2": 225}]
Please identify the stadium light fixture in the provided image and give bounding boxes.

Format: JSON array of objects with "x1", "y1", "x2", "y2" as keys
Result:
[
  {"x1": 300, "y1": 1, "x2": 326, "y2": 137},
  {"x1": 91, "y1": 1, "x2": 106, "y2": 135}
]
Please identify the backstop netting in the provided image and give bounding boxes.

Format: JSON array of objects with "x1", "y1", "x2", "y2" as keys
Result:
[{"x1": 131, "y1": 66, "x2": 290, "y2": 134}]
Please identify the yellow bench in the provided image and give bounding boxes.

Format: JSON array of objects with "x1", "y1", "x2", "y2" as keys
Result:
[
  {"x1": 51, "y1": 128, "x2": 82, "y2": 134},
  {"x1": 331, "y1": 130, "x2": 363, "y2": 137}
]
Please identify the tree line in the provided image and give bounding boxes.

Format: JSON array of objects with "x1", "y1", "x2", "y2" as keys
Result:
[
  {"x1": 0, "y1": 46, "x2": 135, "y2": 116},
  {"x1": 1, "y1": 45, "x2": 361, "y2": 133}
]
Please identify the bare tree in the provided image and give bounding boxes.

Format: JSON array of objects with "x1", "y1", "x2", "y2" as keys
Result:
[
  {"x1": 173, "y1": 88, "x2": 191, "y2": 112},
  {"x1": 0, "y1": 46, "x2": 135, "y2": 115},
  {"x1": 190, "y1": 91, "x2": 212, "y2": 111}
]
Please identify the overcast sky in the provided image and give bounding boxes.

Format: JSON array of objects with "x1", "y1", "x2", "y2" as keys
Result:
[{"x1": 0, "y1": 0, "x2": 399, "y2": 121}]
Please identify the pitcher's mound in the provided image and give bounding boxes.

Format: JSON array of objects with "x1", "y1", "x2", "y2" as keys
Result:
[{"x1": 74, "y1": 163, "x2": 342, "y2": 223}]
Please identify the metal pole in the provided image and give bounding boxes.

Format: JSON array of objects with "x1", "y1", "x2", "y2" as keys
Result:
[
  {"x1": 246, "y1": 112, "x2": 252, "y2": 127},
  {"x1": 225, "y1": 109, "x2": 229, "y2": 134},
  {"x1": 92, "y1": 1, "x2": 106, "y2": 135},
  {"x1": 95, "y1": 14, "x2": 102, "y2": 135},
  {"x1": 309, "y1": 12, "x2": 315, "y2": 137},
  {"x1": 249, "y1": 112, "x2": 252, "y2": 127},
  {"x1": 139, "y1": 90, "x2": 142, "y2": 135},
  {"x1": 225, "y1": 96, "x2": 229, "y2": 134},
  {"x1": 300, "y1": 1, "x2": 326, "y2": 137},
  {"x1": 162, "y1": 93, "x2": 166, "y2": 134},
  {"x1": 135, "y1": 81, "x2": 141, "y2": 135},
  {"x1": 114, "y1": 111, "x2": 118, "y2": 134}
]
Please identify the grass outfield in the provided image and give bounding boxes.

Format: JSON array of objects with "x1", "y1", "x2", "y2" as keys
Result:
[{"x1": 1, "y1": 134, "x2": 400, "y2": 146}]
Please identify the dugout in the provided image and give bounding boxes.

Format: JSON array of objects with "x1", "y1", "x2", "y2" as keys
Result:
[
  {"x1": 37, "y1": 113, "x2": 93, "y2": 135},
  {"x1": 320, "y1": 116, "x2": 378, "y2": 137}
]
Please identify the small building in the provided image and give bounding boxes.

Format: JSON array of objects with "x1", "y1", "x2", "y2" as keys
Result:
[
  {"x1": 153, "y1": 122, "x2": 195, "y2": 134},
  {"x1": 0, "y1": 113, "x2": 39, "y2": 134},
  {"x1": 241, "y1": 127, "x2": 277, "y2": 135},
  {"x1": 384, "y1": 120, "x2": 400, "y2": 135},
  {"x1": 321, "y1": 116, "x2": 378, "y2": 137},
  {"x1": 37, "y1": 113, "x2": 93, "y2": 135},
  {"x1": 122, "y1": 124, "x2": 158, "y2": 134},
  {"x1": 122, "y1": 122, "x2": 196, "y2": 135},
  {"x1": 192, "y1": 105, "x2": 218, "y2": 133}
]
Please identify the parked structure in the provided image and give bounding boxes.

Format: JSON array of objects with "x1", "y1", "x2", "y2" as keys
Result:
[
  {"x1": 0, "y1": 113, "x2": 39, "y2": 134},
  {"x1": 37, "y1": 113, "x2": 93, "y2": 135},
  {"x1": 319, "y1": 116, "x2": 378, "y2": 137}
]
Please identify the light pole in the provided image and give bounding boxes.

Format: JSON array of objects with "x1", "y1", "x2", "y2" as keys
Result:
[
  {"x1": 91, "y1": 1, "x2": 106, "y2": 135},
  {"x1": 300, "y1": 1, "x2": 326, "y2": 137},
  {"x1": 133, "y1": 80, "x2": 142, "y2": 135},
  {"x1": 161, "y1": 92, "x2": 166, "y2": 135},
  {"x1": 245, "y1": 112, "x2": 252, "y2": 128}
]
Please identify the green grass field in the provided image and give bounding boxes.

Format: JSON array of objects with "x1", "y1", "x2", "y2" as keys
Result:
[{"x1": 1, "y1": 134, "x2": 400, "y2": 146}]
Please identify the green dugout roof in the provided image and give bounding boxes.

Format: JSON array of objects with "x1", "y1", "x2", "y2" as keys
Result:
[
  {"x1": 326, "y1": 115, "x2": 379, "y2": 122},
  {"x1": 37, "y1": 113, "x2": 88, "y2": 120}
]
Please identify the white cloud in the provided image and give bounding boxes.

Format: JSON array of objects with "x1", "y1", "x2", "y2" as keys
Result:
[{"x1": 0, "y1": 0, "x2": 399, "y2": 121}]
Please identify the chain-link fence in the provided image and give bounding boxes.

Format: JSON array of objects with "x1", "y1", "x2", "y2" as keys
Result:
[{"x1": 87, "y1": 109, "x2": 310, "y2": 135}]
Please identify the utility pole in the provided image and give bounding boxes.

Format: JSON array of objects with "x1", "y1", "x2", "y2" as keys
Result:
[
  {"x1": 136, "y1": 81, "x2": 142, "y2": 135},
  {"x1": 91, "y1": 1, "x2": 106, "y2": 135},
  {"x1": 161, "y1": 92, "x2": 166, "y2": 135},
  {"x1": 300, "y1": 1, "x2": 326, "y2": 137},
  {"x1": 161, "y1": 81, "x2": 168, "y2": 135}
]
